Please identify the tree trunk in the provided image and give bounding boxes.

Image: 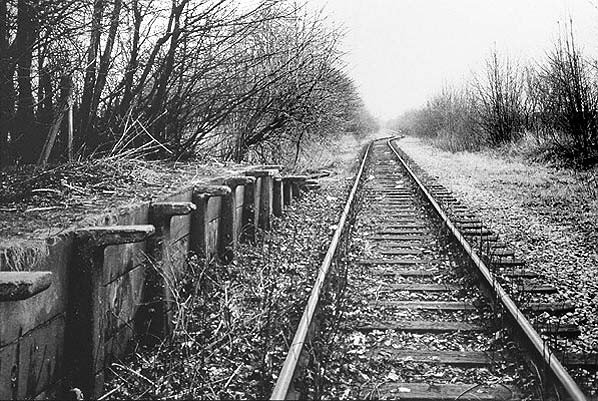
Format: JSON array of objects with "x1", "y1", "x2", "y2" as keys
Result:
[
  {"x1": 0, "y1": 0, "x2": 12, "y2": 167},
  {"x1": 118, "y1": 0, "x2": 141, "y2": 119},
  {"x1": 146, "y1": 3, "x2": 184, "y2": 146},
  {"x1": 38, "y1": 59, "x2": 53, "y2": 135},
  {"x1": 77, "y1": 0, "x2": 104, "y2": 148},
  {"x1": 38, "y1": 76, "x2": 72, "y2": 168},
  {"x1": 13, "y1": 0, "x2": 38, "y2": 164},
  {"x1": 89, "y1": 0, "x2": 122, "y2": 129}
]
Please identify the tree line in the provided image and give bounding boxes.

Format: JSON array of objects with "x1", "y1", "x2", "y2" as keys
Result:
[
  {"x1": 390, "y1": 23, "x2": 598, "y2": 167},
  {"x1": 0, "y1": 0, "x2": 377, "y2": 168}
]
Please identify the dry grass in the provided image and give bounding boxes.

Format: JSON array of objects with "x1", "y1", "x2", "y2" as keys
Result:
[
  {"x1": 0, "y1": 156, "x2": 241, "y2": 240},
  {"x1": 0, "y1": 239, "x2": 49, "y2": 271}
]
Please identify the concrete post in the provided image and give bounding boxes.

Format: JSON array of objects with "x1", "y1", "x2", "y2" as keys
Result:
[
  {"x1": 190, "y1": 185, "x2": 231, "y2": 260},
  {"x1": 67, "y1": 225, "x2": 154, "y2": 399},
  {"x1": 241, "y1": 176, "x2": 258, "y2": 243},
  {"x1": 145, "y1": 203, "x2": 195, "y2": 342},
  {"x1": 245, "y1": 169, "x2": 278, "y2": 230},
  {"x1": 221, "y1": 177, "x2": 255, "y2": 262},
  {"x1": 284, "y1": 175, "x2": 308, "y2": 200},
  {"x1": 282, "y1": 177, "x2": 293, "y2": 207},
  {"x1": 273, "y1": 175, "x2": 283, "y2": 217}
]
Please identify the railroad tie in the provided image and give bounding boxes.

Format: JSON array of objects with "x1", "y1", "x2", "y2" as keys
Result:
[
  {"x1": 372, "y1": 269, "x2": 438, "y2": 277},
  {"x1": 383, "y1": 283, "x2": 460, "y2": 292},
  {"x1": 358, "y1": 257, "x2": 428, "y2": 264},
  {"x1": 380, "y1": 248, "x2": 424, "y2": 256},
  {"x1": 523, "y1": 302, "x2": 575, "y2": 315},
  {"x1": 359, "y1": 383, "x2": 520, "y2": 401},
  {"x1": 377, "y1": 229, "x2": 427, "y2": 235},
  {"x1": 368, "y1": 300, "x2": 476, "y2": 311},
  {"x1": 369, "y1": 235, "x2": 426, "y2": 241},
  {"x1": 357, "y1": 320, "x2": 485, "y2": 333},
  {"x1": 369, "y1": 348, "x2": 496, "y2": 367}
]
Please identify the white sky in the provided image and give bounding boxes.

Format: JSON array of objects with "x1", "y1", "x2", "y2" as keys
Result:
[{"x1": 307, "y1": 0, "x2": 598, "y2": 120}]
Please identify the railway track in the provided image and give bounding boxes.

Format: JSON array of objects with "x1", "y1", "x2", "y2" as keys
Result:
[{"x1": 270, "y1": 138, "x2": 590, "y2": 400}]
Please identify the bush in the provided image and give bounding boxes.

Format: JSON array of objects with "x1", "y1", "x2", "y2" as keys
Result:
[
  {"x1": 472, "y1": 50, "x2": 530, "y2": 145},
  {"x1": 528, "y1": 26, "x2": 598, "y2": 166},
  {"x1": 391, "y1": 85, "x2": 483, "y2": 152}
]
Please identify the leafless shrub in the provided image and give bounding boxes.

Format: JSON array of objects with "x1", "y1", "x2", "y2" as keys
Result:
[
  {"x1": 391, "y1": 84, "x2": 482, "y2": 152},
  {"x1": 472, "y1": 49, "x2": 530, "y2": 145}
]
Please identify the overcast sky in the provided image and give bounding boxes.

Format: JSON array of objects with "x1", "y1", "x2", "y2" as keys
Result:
[{"x1": 307, "y1": 0, "x2": 598, "y2": 120}]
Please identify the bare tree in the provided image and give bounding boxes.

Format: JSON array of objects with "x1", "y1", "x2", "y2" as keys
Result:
[{"x1": 0, "y1": 0, "x2": 374, "y2": 168}]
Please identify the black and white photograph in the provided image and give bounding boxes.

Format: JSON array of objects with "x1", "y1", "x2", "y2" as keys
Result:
[{"x1": 1, "y1": 1, "x2": 598, "y2": 400}]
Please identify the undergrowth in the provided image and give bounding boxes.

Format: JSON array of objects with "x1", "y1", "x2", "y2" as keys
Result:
[{"x1": 102, "y1": 183, "x2": 350, "y2": 399}]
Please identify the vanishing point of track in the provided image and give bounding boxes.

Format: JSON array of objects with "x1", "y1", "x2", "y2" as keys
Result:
[{"x1": 270, "y1": 138, "x2": 588, "y2": 400}]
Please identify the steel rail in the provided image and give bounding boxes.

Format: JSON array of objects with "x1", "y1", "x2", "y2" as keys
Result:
[
  {"x1": 270, "y1": 141, "x2": 373, "y2": 400},
  {"x1": 387, "y1": 138, "x2": 587, "y2": 401}
]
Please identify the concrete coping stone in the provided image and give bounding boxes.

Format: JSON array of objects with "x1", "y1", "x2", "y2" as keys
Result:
[
  {"x1": 308, "y1": 170, "x2": 331, "y2": 179},
  {"x1": 193, "y1": 185, "x2": 232, "y2": 198},
  {"x1": 223, "y1": 176, "x2": 256, "y2": 187},
  {"x1": 282, "y1": 175, "x2": 308, "y2": 182},
  {"x1": 74, "y1": 225, "x2": 155, "y2": 247},
  {"x1": 244, "y1": 169, "x2": 276, "y2": 177},
  {"x1": 151, "y1": 202, "x2": 197, "y2": 219},
  {"x1": 0, "y1": 271, "x2": 53, "y2": 301},
  {"x1": 255, "y1": 164, "x2": 285, "y2": 170}
]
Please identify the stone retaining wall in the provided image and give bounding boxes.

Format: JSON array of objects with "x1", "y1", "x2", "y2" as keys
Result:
[{"x1": 0, "y1": 168, "x2": 308, "y2": 400}]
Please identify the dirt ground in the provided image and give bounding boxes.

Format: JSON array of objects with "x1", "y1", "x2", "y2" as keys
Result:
[{"x1": 397, "y1": 135, "x2": 598, "y2": 360}]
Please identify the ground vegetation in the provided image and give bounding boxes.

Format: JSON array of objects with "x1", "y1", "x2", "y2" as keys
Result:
[{"x1": 101, "y1": 167, "x2": 353, "y2": 399}]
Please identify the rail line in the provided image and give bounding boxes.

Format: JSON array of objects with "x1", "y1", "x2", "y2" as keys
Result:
[{"x1": 270, "y1": 138, "x2": 589, "y2": 400}]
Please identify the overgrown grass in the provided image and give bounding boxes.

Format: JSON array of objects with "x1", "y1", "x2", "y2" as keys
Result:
[{"x1": 0, "y1": 239, "x2": 48, "y2": 271}]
